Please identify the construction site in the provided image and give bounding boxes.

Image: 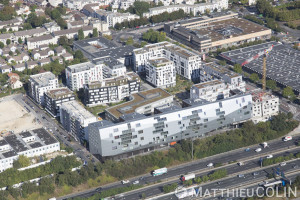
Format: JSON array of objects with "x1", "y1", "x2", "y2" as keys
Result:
[{"x1": 220, "y1": 41, "x2": 300, "y2": 93}]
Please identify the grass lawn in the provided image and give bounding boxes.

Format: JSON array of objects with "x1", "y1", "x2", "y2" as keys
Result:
[{"x1": 166, "y1": 75, "x2": 193, "y2": 95}]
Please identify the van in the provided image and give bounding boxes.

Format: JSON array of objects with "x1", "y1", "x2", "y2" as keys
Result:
[{"x1": 283, "y1": 136, "x2": 292, "y2": 141}]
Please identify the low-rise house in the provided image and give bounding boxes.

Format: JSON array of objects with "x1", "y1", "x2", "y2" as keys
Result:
[
  {"x1": 39, "y1": 44, "x2": 49, "y2": 51},
  {"x1": 54, "y1": 46, "x2": 66, "y2": 56},
  {"x1": 27, "y1": 35, "x2": 57, "y2": 50},
  {"x1": 14, "y1": 27, "x2": 48, "y2": 41},
  {"x1": 13, "y1": 53, "x2": 30, "y2": 64},
  {"x1": 51, "y1": 56, "x2": 63, "y2": 64},
  {"x1": 0, "y1": 65, "x2": 12, "y2": 73},
  {"x1": 62, "y1": 52, "x2": 74, "y2": 61},
  {"x1": 32, "y1": 49, "x2": 54, "y2": 60},
  {"x1": 0, "y1": 33, "x2": 13, "y2": 44},
  {"x1": 16, "y1": 5, "x2": 30, "y2": 15},
  {"x1": 35, "y1": 0, "x2": 47, "y2": 7},
  {"x1": 0, "y1": 18, "x2": 23, "y2": 29},
  {"x1": 8, "y1": 72, "x2": 22, "y2": 89},
  {"x1": 13, "y1": 63, "x2": 26, "y2": 72},
  {"x1": 26, "y1": 60, "x2": 39, "y2": 69},
  {"x1": 52, "y1": 26, "x2": 93, "y2": 40},
  {"x1": 67, "y1": 20, "x2": 84, "y2": 29},
  {"x1": 43, "y1": 21, "x2": 61, "y2": 33},
  {"x1": 6, "y1": 56, "x2": 15, "y2": 64},
  {"x1": 38, "y1": 57, "x2": 51, "y2": 66}
]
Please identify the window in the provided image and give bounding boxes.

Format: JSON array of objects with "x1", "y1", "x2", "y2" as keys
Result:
[
  {"x1": 138, "y1": 130, "x2": 143, "y2": 134},
  {"x1": 136, "y1": 123, "x2": 141, "y2": 127},
  {"x1": 178, "y1": 121, "x2": 181, "y2": 125},
  {"x1": 112, "y1": 146, "x2": 117, "y2": 150},
  {"x1": 115, "y1": 135, "x2": 119, "y2": 139},
  {"x1": 141, "y1": 137, "x2": 144, "y2": 140},
  {"x1": 204, "y1": 118, "x2": 208, "y2": 122}
]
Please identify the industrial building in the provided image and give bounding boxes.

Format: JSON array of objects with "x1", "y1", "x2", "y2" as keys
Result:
[
  {"x1": 0, "y1": 128, "x2": 60, "y2": 172},
  {"x1": 73, "y1": 37, "x2": 136, "y2": 66},
  {"x1": 60, "y1": 100, "x2": 97, "y2": 141},
  {"x1": 84, "y1": 72, "x2": 141, "y2": 106},
  {"x1": 251, "y1": 92, "x2": 279, "y2": 124},
  {"x1": 65, "y1": 61, "x2": 103, "y2": 91},
  {"x1": 146, "y1": 58, "x2": 176, "y2": 88},
  {"x1": 29, "y1": 72, "x2": 59, "y2": 105},
  {"x1": 88, "y1": 93, "x2": 252, "y2": 159},
  {"x1": 164, "y1": 12, "x2": 271, "y2": 53},
  {"x1": 44, "y1": 87, "x2": 76, "y2": 117},
  {"x1": 220, "y1": 41, "x2": 300, "y2": 93},
  {"x1": 133, "y1": 41, "x2": 202, "y2": 82}
]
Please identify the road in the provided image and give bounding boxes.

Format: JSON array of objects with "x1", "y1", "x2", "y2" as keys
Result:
[
  {"x1": 12, "y1": 93, "x2": 98, "y2": 164},
  {"x1": 61, "y1": 135, "x2": 300, "y2": 200}
]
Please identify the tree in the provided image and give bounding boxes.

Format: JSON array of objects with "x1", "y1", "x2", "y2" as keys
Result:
[
  {"x1": 0, "y1": 6, "x2": 16, "y2": 21},
  {"x1": 58, "y1": 36, "x2": 69, "y2": 46},
  {"x1": 92, "y1": 28, "x2": 99, "y2": 37},
  {"x1": 18, "y1": 38, "x2": 22, "y2": 44},
  {"x1": 282, "y1": 86, "x2": 294, "y2": 98},
  {"x1": 114, "y1": 22, "x2": 122, "y2": 30},
  {"x1": 126, "y1": 37, "x2": 134, "y2": 45},
  {"x1": 131, "y1": 1, "x2": 150, "y2": 17},
  {"x1": 205, "y1": 9, "x2": 210, "y2": 15},
  {"x1": 0, "y1": 42, "x2": 4, "y2": 48},
  {"x1": 287, "y1": 112, "x2": 293, "y2": 120},
  {"x1": 233, "y1": 64, "x2": 242, "y2": 74},
  {"x1": 6, "y1": 39, "x2": 11, "y2": 45},
  {"x1": 56, "y1": 17, "x2": 67, "y2": 29},
  {"x1": 141, "y1": 41, "x2": 147, "y2": 47},
  {"x1": 266, "y1": 80, "x2": 276, "y2": 90},
  {"x1": 8, "y1": 51, "x2": 13, "y2": 56},
  {"x1": 51, "y1": 9, "x2": 61, "y2": 20},
  {"x1": 13, "y1": 155, "x2": 30, "y2": 169},
  {"x1": 219, "y1": 60, "x2": 226, "y2": 66},
  {"x1": 74, "y1": 50, "x2": 85, "y2": 62},
  {"x1": 250, "y1": 73, "x2": 259, "y2": 83},
  {"x1": 78, "y1": 29, "x2": 84, "y2": 40}
]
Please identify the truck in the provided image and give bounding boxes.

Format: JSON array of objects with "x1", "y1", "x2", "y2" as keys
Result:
[
  {"x1": 283, "y1": 136, "x2": 292, "y2": 141},
  {"x1": 180, "y1": 173, "x2": 195, "y2": 181},
  {"x1": 175, "y1": 188, "x2": 196, "y2": 199},
  {"x1": 152, "y1": 167, "x2": 167, "y2": 176},
  {"x1": 262, "y1": 142, "x2": 268, "y2": 148}
]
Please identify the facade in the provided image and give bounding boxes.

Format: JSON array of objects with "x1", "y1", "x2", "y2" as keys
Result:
[
  {"x1": 89, "y1": 93, "x2": 252, "y2": 159},
  {"x1": 65, "y1": 61, "x2": 103, "y2": 91},
  {"x1": 134, "y1": 41, "x2": 202, "y2": 82},
  {"x1": 251, "y1": 92, "x2": 279, "y2": 124},
  {"x1": 44, "y1": 87, "x2": 76, "y2": 117},
  {"x1": 27, "y1": 35, "x2": 57, "y2": 50},
  {"x1": 84, "y1": 72, "x2": 141, "y2": 106},
  {"x1": 146, "y1": 58, "x2": 176, "y2": 88},
  {"x1": 93, "y1": 56, "x2": 126, "y2": 78},
  {"x1": 94, "y1": 10, "x2": 139, "y2": 27},
  {"x1": 190, "y1": 80, "x2": 230, "y2": 102},
  {"x1": 60, "y1": 100, "x2": 97, "y2": 141},
  {"x1": 0, "y1": 128, "x2": 60, "y2": 172},
  {"x1": 164, "y1": 12, "x2": 271, "y2": 53},
  {"x1": 29, "y1": 72, "x2": 59, "y2": 105}
]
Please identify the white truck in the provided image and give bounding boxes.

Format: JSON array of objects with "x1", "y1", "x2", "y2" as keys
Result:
[
  {"x1": 283, "y1": 136, "x2": 292, "y2": 141},
  {"x1": 152, "y1": 168, "x2": 167, "y2": 176},
  {"x1": 175, "y1": 188, "x2": 196, "y2": 199},
  {"x1": 180, "y1": 173, "x2": 195, "y2": 181}
]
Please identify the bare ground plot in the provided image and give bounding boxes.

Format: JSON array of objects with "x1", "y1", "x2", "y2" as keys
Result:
[{"x1": 0, "y1": 99, "x2": 41, "y2": 133}]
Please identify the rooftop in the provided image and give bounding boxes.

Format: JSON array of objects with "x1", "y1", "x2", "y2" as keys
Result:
[
  {"x1": 106, "y1": 88, "x2": 172, "y2": 119},
  {"x1": 193, "y1": 79, "x2": 224, "y2": 89},
  {"x1": 46, "y1": 87, "x2": 74, "y2": 99},
  {"x1": 148, "y1": 58, "x2": 172, "y2": 67},
  {"x1": 66, "y1": 62, "x2": 96, "y2": 73},
  {"x1": 93, "y1": 56, "x2": 124, "y2": 69},
  {"x1": 29, "y1": 71, "x2": 57, "y2": 87},
  {"x1": 61, "y1": 100, "x2": 96, "y2": 121}
]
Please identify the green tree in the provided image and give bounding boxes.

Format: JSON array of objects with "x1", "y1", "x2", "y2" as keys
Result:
[
  {"x1": 126, "y1": 37, "x2": 134, "y2": 45},
  {"x1": 6, "y1": 39, "x2": 11, "y2": 45},
  {"x1": 131, "y1": 1, "x2": 150, "y2": 17},
  {"x1": 233, "y1": 64, "x2": 242, "y2": 74},
  {"x1": 250, "y1": 73, "x2": 259, "y2": 83},
  {"x1": 0, "y1": 42, "x2": 4, "y2": 48},
  {"x1": 51, "y1": 9, "x2": 61, "y2": 20},
  {"x1": 219, "y1": 60, "x2": 226, "y2": 66},
  {"x1": 13, "y1": 155, "x2": 30, "y2": 169},
  {"x1": 58, "y1": 36, "x2": 69, "y2": 46},
  {"x1": 74, "y1": 50, "x2": 85, "y2": 62},
  {"x1": 18, "y1": 38, "x2": 22, "y2": 44},
  {"x1": 92, "y1": 28, "x2": 99, "y2": 37},
  {"x1": 282, "y1": 86, "x2": 294, "y2": 98},
  {"x1": 114, "y1": 22, "x2": 122, "y2": 30},
  {"x1": 141, "y1": 41, "x2": 147, "y2": 47},
  {"x1": 78, "y1": 29, "x2": 84, "y2": 40},
  {"x1": 56, "y1": 17, "x2": 67, "y2": 29},
  {"x1": 266, "y1": 80, "x2": 276, "y2": 90}
]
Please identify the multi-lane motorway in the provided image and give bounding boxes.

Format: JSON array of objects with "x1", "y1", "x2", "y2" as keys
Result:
[{"x1": 60, "y1": 135, "x2": 300, "y2": 200}]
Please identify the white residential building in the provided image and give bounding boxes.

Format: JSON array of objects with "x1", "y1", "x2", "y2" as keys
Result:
[
  {"x1": 60, "y1": 100, "x2": 97, "y2": 141},
  {"x1": 29, "y1": 72, "x2": 59, "y2": 105},
  {"x1": 43, "y1": 22, "x2": 61, "y2": 32},
  {"x1": 94, "y1": 10, "x2": 139, "y2": 27},
  {"x1": 134, "y1": 41, "x2": 202, "y2": 82},
  {"x1": 251, "y1": 92, "x2": 279, "y2": 124},
  {"x1": 48, "y1": 0, "x2": 63, "y2": 7},
  {"x1": 27, "y1": 35, "x2": 57, "y2": 50},
  {"x1": 190, "y1": 80, "x2": 230, "y2": 102},
  {"x1": 0, "y1": 128, "x2": 60, "y2": 172},
  {"x1": 65, "y1": 61, "x2": 103, "y2": 91},
  {"x1": 146, "y1": 58, "x2": 176, "y2": 88}
]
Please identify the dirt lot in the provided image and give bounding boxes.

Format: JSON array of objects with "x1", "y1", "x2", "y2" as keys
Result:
[{"x1": 0, "y1": 98, "x2": 41, "y2": 133}]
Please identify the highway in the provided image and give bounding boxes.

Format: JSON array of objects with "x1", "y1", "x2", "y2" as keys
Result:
[{"x1": 61, "y1": 136, "x2": 300, "y2": 200}]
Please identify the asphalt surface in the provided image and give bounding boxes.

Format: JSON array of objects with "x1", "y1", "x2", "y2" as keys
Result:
[
  {"x1": 13, "y1": 93, "x2": 98, "y2": 164},
  {"x1": 63, "y1": 136, "x2": 300, "y2": 200}
]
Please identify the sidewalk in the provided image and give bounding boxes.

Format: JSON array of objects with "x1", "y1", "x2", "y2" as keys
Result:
[{"x1": 288, "y1": 123, "x2": 300, "y2": 136}]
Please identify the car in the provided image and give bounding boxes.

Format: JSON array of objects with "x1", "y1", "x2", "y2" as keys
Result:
[
  {"x1": 266, "y1": 155, "x2": 273, "y2": 159},
  {"x1": 253, "y1": 172, "x2": 259, "y2": 176},
  {"x1": 217, "y1": 181, "x2": 222, "y2": 185},
  {"x1": 280, "y1": 162, "x2": 286, "y2": 166},
  {"x1": 283, "y1": 136, "x2": 292, "y2": 142},
  {"x1": 121, "y1": 180, "x2": 130, "y2": 184},
  {"x1": 96, "y1": 187, "x2": 102, "y2": 192},
  {"x1": 133, "y1": 180, "x2": 139, "y2": 185},
  {"x1": 207, "y1": 163, "x2": 214, "y2": 167},
  {"x1": 255, "y1": 148, "x2": 262, "y2": 152},
  {"x1": 139, "y1": 176, "x2": 145, "y2": 180},
  {"x1": 293, "y1": 165, "x2": 299, "y2": 169},
  {"x1": 245, "y1": 148, "x2": 251, "y2": 152},
  {"x1": 238, "y1": 174, "x2": 245, "y2": 178},
  {"x1": 238, "y1": 162, "x2": 244, "y2": 166}
]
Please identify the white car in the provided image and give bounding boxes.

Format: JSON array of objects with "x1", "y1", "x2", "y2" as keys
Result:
[
  {"x1": 133, "y1": 180, "x2": 139, "y2": 185},
  {"x1": 207, "y1": 163, "x2": 214, "y2": 167},
  {"x1": 266, "y1": 155, "x2": 273, "y2": 159},
  {"x1": 121, "y1": 180, "x2": 130, "y2": 184},
  {"x1": 238, "y1": 162, "x2": 244, "y2": 166},
  {"x1": 280, "y1": 162, "x2": 286, "y2": 166},
  {"x1": 283, "y1": 136, "x2": 292, "y2": 142},
  {"x1": 255, "y1": 148, "x2": 262, "y2": 152}
]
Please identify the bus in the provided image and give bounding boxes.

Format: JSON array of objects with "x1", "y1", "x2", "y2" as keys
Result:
[{"x1": 152, "y1": 168, "x2": 167, "y2": 176}]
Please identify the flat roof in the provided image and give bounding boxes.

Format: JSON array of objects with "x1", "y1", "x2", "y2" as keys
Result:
[
  {"x1": 5, "y1": 134, "x2": 28, "y2": 153},
  {"x1": 30, "y1": 71, "x2": 56, "y2": 87},
  {"x1": 93, "y1": 56, "x2": 124, "y2": 69},
  {"x1": 32, "y1": 128, "x2": 57, "y2": 145},
  {"x1": 19, "y1": 131, "x2": 32, "y2": 138},
  {"x1": 61, "y1": 100, "x2": 96, "y2": 121},
  {"x1": 191, "y1": 18, "x2": 269, "y2": 42},
  {"x1": 149, "y1": 58, "x2": 172, "y2": 67},
  {"x1": 220, "y1": 41, "x2": 300, "y2": 92},
  {"x1": 46, "y1": 87, "x2": 74, "y2": 99},
  {"x1": 204, "y1": 62, "x2": 241, "y2": 78},
  {"x1": 66, "y1": 62, "x2": 95, "y2": 73},
  {"x1": 193, "y1": 79, "x2": 224, "y2": 89},
  {"x1": 106, "y1": 88, "x2": 173, "y2": 119}
]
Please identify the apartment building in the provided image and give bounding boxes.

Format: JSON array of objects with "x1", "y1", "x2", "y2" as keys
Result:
[
  {"x1": 60, "y1": 100, "x2": 97, "y2": 141},
  {"x1": 251, "y1": 92, "x2": 279, "y2": 124},
  {"x1": 89, "y1": 93, "x2": 252, "y2": 159},
  {"x1": 146, "y1": 58, "x2": 176, "y2": 88},
  {"x1": 29, "y1": 72, "x2": 59, "y2": 105},
  {"x1": 190, "y1": 80, "x2": 230, "y2": 102},
  {"x1": 133, "y1": 41, "x2": 202, "y2": 82},
  {"x1": 93, "y1": 56, "x2": 126, "y2": 78},
  {"x1": 65, "y1": 61, "x2": 103, "y2": 91},
  {"x1": 0, "y1": 128, "x2": 60, "y2": 172},
  {"x1": 94, "y1": 10, "x2": 139, "y2": 27},
  {"x1": 44, "y1": 87, "x2": 76, "y2": 117},
  {"x1": 84, "y1": 72, "x2": 141, "y2": 106},
  {"x1": 27, "y1": 35, "x2": 58, "y2": 50}
]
